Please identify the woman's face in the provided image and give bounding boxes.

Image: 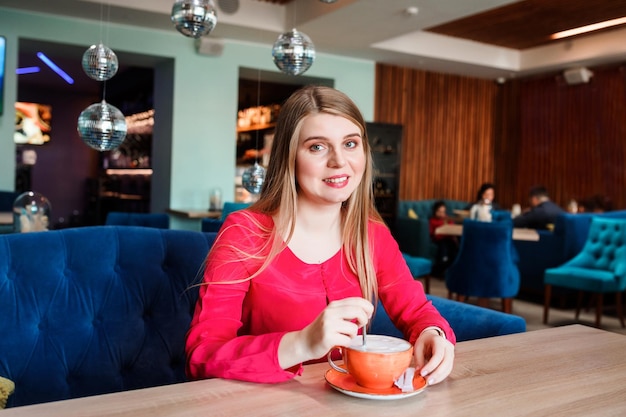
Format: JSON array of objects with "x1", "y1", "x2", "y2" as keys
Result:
[
  {"x1": 295, "y1": 113, "x2": 365, "y2": 206},
  {"x1": 482, "y1": 187, "x2": 495, "y2": 202}
]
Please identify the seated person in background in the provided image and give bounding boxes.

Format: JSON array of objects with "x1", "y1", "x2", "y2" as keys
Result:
[
  {"x1": 465, "y1": 183, "x2": 501, "y2": 212},
  {"x1": 513, "y1": 185, "x2": 564, "y2": 230},
  {"x1": 429, "y1": 200, "x2": 458, "y2": 277},
  {"x1": 578, "y1": 194, "x2": 613, "y2": 213}
]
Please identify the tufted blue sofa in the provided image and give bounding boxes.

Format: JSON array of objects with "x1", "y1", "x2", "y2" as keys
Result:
[
  {"x1": 395, "y1": 199, "x2": 468, "y2": 260},
  {"x1": 0, "y1": 225, "x2": 525, "y2": 408},
  {"x1": 0, "y1": 226, "x2": 216, "y2": 408},
  {"x1": 514, "y1": 210, "x2": 626, "y2": 298}
]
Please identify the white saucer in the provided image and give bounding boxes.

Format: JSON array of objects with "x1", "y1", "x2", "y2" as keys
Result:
[{"x1": 324, "y1": 368, "x2": 427, "y2": 401}]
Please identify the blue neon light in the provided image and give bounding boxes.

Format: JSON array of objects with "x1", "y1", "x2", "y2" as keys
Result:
[
  {"x1": 16, "y1": 66, "x2": 41, "y2": 75},
  {"x1": 36, "y1": 52, "x2": 74, "y2": 84}
]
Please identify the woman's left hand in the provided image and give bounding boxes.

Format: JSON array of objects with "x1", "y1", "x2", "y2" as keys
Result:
[{"x1": 413, "y1": 329, "x2": 455, "y2": 385}]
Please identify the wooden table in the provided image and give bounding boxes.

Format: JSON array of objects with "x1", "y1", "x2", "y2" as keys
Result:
[
  {"x1": 0, "y1": 212, "x2": 12, "y2": 225},
  {"x1": 166, "y1": 208, "x2": 222, "y2": 219},
  {"x1": 436, "y1": 223, "x2": 540, "y2": 241},
  {"x1": 4, "y1": 325, "x2": 625, "y2": 416}
]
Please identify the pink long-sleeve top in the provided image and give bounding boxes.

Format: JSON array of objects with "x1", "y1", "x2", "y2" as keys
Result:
[{"x1": 185, "y1": 210, "x2": 455, "y2": 383}]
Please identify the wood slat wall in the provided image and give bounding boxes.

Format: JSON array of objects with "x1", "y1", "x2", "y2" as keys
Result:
[
  {"x1": 374, "y1": 63, "x2": 498, "y2": 204},
  {"x1": 375, "y1": 63, "x2": 626, "y2": 211},
  {"x1": 498, "y1": 65, "x2": 626, "y2": 210}
]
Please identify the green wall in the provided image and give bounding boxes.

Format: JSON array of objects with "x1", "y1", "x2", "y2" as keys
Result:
[{"x1": 0, "y1": 8, "x2": 375, "y2": 229}]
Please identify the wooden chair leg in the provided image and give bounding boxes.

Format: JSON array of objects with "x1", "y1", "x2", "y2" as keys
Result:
[
  {"x1": 543, "y1": 285, "x2": 552, "y2": 324},
  {"x1": 502, "y1": 298, "x2": 513, "y2": 314},
  {"x1": 595, "y1": 293, "x2": 603, "y2": 328},
  {"x1": 616, "y1": 292, "x2": 625, "y2": 328},
  {"x1": 575, "y1": 290, "x2": 584, "y2": 320},
  {"x1": 448, "y1": 290, "x2": 453, "y2": 300}
]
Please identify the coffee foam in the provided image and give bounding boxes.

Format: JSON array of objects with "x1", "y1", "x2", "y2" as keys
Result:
[{"x1": 349, "y1": 335, "x2": 411, "y2": 353}]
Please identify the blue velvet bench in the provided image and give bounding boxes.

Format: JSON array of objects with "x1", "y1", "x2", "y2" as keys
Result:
[
  {"x1": 0, "y1": 226, "x2": 216, "y2": 408},
  {"x1": 0, "y1": 226, "x2": 525, "y2": 408},
  {"x1": 372, "y1": 296, "x2": 526, "y2": 342}
]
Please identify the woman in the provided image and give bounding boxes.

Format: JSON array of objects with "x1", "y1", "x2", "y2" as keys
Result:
[
  {"x1": 467, "y1": 183, "x2": 500, "y2": 211},
  {"x1": 185, "y1": 86, "x2": 455, "y2": 386}
]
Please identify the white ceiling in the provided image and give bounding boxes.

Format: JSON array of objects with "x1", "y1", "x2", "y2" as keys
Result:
[{"x1": 3, "y1": 0, "x2": 626, "y2": 81}]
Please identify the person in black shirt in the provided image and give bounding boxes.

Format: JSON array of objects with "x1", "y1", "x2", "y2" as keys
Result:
[{"x1": 513, "y1": 185, "x2": 564, "y2": 230}]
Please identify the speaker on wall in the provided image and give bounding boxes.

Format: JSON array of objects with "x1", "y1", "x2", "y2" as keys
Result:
[
  {"x1": 563, "y1": 67, "x2": 593, "y2": 85},
  {"x1": 217, "y1": 0, "x2": 240, "y2": 15},
  {"x1": 195, "y1": 37, "x2": 225, "y2": 57}
]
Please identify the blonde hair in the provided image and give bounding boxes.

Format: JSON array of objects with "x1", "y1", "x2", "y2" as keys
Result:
[{"x1": 216, "y1": 85, "x2": 384, "y2": 303}]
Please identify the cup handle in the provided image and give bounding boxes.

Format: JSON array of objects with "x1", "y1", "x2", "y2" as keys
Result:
[{"x1": 327, "y1": 347, "x2": 348, "y2": 374}]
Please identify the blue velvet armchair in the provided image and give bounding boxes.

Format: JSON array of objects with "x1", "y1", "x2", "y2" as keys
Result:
[
  {"x1": 544, "y1": 217, "x2": 626, "y2": 328},
  {"x1": 402, "y1": 253, "x2": 433, "y2": 293},
  {"x1": 445, "y1": 219, "x2": 520, "y2": 313}
]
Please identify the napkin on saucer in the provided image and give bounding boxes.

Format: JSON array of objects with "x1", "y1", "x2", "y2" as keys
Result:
[{"x1": 394, "y1": 367, "x2": 415, "y2": 393}]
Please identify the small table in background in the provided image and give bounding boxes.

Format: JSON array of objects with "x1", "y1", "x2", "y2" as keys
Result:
[
  {"x1": 0, "y1": 212, "x2": 13, "y2": 235},
  {"x1": 0, "y1": 212, "x2": 12, "y2": 225},
  {"x1": 166, "y1": 209, "x2": 222, "y2": 219},
  {"x1": 435, "y1": 223, "x2": 540, "y2": 241}
]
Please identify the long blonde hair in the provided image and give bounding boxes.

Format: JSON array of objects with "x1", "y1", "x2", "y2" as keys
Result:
[{"x1": 219, "y1": 85, "x2": 384, "y2": 302}]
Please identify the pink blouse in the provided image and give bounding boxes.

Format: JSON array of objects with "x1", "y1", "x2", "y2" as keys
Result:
[{"x1": 185, "y1": 211, "x2": 455, "y2": 383}]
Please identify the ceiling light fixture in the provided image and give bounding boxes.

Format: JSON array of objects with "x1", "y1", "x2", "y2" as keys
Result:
[
  {"x1": 36, "y1": 52, "x2": 74, "y2": 84},
  {"x1": 16, "y1": 66, "x2": 41, "y2": 75},
  {"x1": 551, "y1": 16, "x2": 626, "y2": 40},
  {"x1": 404, "y1": 6, "x2": 419, "y2": 16}
]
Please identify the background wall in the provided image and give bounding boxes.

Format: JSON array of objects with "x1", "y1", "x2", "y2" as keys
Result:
[
  {"x1": 497, "y1": 64, "x2": 626, "y2": 211},
  {"x1": 0, "y1": 7, "x2": 376, "y2": 229},
  {"x1": 375, "y1": 63, "x2": 498, "y2": 204},
  {"x1": 375, "y1": 62, "x2": 626, "y2": 211}
]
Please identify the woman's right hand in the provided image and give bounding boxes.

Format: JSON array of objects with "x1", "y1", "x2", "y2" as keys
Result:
[{"x1": 278, "y1": 297, "x2": 373, "y2": 369}]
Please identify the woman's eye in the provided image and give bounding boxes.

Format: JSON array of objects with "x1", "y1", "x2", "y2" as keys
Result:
[
  {"x1": 345, "y1": 140, "x2": 359, "y2": 149},
  {"x1": 310, "y1": 144, "x2": 325, "y2": 152}
]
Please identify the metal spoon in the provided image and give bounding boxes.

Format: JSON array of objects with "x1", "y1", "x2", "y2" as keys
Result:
[{"x1": 362, "y1": 324, "x2": 367, "y2": 348}]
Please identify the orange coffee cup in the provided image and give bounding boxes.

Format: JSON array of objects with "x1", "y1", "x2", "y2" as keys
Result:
[{"x1": 327, "y1": 334, "x2": 413, "y2": 390}]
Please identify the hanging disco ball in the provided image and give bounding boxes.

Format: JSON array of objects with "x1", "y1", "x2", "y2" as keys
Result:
[
  {"x1": 81, "y1": 44, "x2": 119, "y2": 81},
  {"x1": 241, "y1": 162, "x2": 266, "y2": 194},
  {"x1": 272, "y1": 28, "x2": 315, "y2": 76},
  {"x1": 77, "y1": 100, "x2": 127, "y2": 152},
  {"x1": 171, "y1": 0, "x2": 218, "y2": 39}
]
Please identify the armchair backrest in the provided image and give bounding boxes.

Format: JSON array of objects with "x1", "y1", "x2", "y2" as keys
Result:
[
  {"x1": 220, "y1": 202, "x2": 251, "y2": 221},
  {"x1": 568, "y1": 218, "x2": 626, "y2": 281},
  {"x1": 446, "y1": 219, "x2": 520, "y2": 298},
  {"x1": 552, "y1": 210, "x2": 626, "y2": 261}
]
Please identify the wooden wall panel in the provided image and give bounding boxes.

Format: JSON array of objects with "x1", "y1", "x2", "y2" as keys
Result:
[
  {"x1": 375, "y1": 63, "x2": 498, "y2": 204},
  {"x1": 498, "y1": 65, "x2": 626, "y2": 210},
  {"x1": 376, "y1": 63, "x2": 626, "y2": 212}
]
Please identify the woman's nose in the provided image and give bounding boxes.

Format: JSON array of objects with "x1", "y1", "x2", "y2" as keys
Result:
[{"x1": 328, "y1": 148, "x2": 346, "y2": 167}]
